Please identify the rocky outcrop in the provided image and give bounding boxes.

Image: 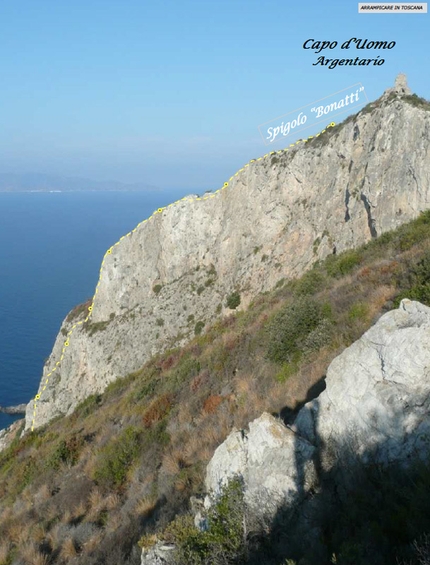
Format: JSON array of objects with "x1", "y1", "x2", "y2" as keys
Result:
[
  {"x1": 0, "y1": 404, "x2": 26, "y2": 415},
  {"x1": 0, "y1": 419, "x2": 24, "y2": 452},
  {"x1": 141, "y1": 299, "x2": 430, "y2": 564},
  {"x1": 140, "y1": 543, "x2": 176, "y2": 565},
  {"x1": 25, "y1": 76, "x2": 430, "y2": 431},
  {"x1": 205, "y1": 412, "x2": 317, "y2": 522},
  {"x1": 204, "y1": 299, "x2": 430, "y2": 519},
  {"x1": 294, "y1": 298, "x2": 430, "y2": 468}
]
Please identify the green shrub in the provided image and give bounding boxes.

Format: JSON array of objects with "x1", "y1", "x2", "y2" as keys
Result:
[
  {"x1": 156, "y1": 318, "x2": 165, "y2": 327},
  {"x1": 397, "y1": 223, "x2": 430, "y2": 252},
  {"x1": 266, "y1": 297, "x2": 333, "y2": 363},
  {"x1": 348, "y1": 302, "x2": 369, "y2": 322},
  {"x1": 197, "y1": 286, "x2": 205, "y2": 295},
  {"x1": 394, "y1": 285, "x2": 430, "y2": 308},
  {"x1": 45, "y1": 434, "x2": 83, "y2": 470},
  {"x1": 207, "y1": 264, "x2": 217, "y2": 277},
  {"x1": 325, "y1": 250, "x2": 363, "y2": 278},
  {"x1": 146, "y1": 419, "x2": 170, "y2": 447},
  {"x1": 226, "y1": 292, "x2": 241, "y2": 310},
  {"x1": 21, "y1": 458, "x2": 38, "y2": 489},
  {"x1": 93, "y1": 426, "x2": 142, "y2": 489},
  {"x1": 275, "y1": 359, "x2": 300, "y2": 383},
  {"x1": 294, "y1": 269, "x2": 326, "y2": 296},
  {"x1": 402, "y1": 93, "x2": 430, "y2": 111},
  {"x1": 171, "y1": 355, "x2": 201, "y2": 387},
  {"x1": 85, "y1": 320, "x2": 110, "y2": 336},
  {"x1": 194, "y1": 321, "x2": 204, "y2": 335},
  {"x1": 74, "y1": 394, "x2": 102, "y2": 418},
  {"x1": 187, "y1": 314, "x2": 195, "y2": 323},
  {"x1": 394, "y1": 251, "x2": 430, "y2": 307},
  {"x1": 302, "y1": 318, "x2": 334, "y2": 354},
  {"x1": 153, "y1": 284, "x2": 163, "y2": 295},
  {"x1": 166, "y1": 477, "x2": 246, "y2": 565},
  {"x1": 133, "y1": 379, "x2": 157, "y2": 402}
]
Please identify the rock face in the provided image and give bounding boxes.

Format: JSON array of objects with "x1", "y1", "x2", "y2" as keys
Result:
[
  {"x1": 25, "y1": 76, "x2": 430, "y2": 431},
  {"x1": 295, "y1": 298, "x2": 430, "y2": 468},
  {"x1": 205, "y1": 300, "x2": 430, "y2": 521},
  {"x1": 205, "y1": 413, "x2": 317, "y2": 521}
]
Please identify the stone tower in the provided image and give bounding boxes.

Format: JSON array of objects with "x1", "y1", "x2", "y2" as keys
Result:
[
  {"x1": 393, "y1": 73, "x2": 411, "y2": 94},
  {"x1": 383, "y1": 73, "x2": 412, "y2": 98}
]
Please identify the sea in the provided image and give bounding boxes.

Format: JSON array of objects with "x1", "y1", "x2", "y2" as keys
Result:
[{"x1": 0, "y1": 189, "x2": 188, "y2": 431}]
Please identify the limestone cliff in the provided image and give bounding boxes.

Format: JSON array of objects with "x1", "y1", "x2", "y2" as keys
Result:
[{"x1": 25, "y1": 75, "x2": 430, "y2": 431}]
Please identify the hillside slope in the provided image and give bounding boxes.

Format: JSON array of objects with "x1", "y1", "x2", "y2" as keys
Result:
[
  {"x1": 24, "y1": 75, "x2": 430, "y2": 432},
  {"x1": 1, "y1": 209, "x2": 430, "y2": 564}
]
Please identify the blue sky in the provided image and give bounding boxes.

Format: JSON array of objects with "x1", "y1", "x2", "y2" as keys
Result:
[{"x1": 0, "y1": 0, "x2": 427, "y2": 192}]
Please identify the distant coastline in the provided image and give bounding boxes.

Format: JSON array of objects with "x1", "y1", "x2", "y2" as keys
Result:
[
  {"x1": 0, "y1": 172, "x2": 160, "y2": 193},
  {"x1": 0, "y1": 189, "x2": 162, "y2": 193}
]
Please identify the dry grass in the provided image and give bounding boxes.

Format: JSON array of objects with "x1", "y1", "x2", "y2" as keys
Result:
[
  {"x1": 369, "y1": 284, "x2": 396, "y2": 314},
  {"x1": 46, "y1": 523, "x2": 61, "y2": 551},
  {"x1": 60, "y1": 509, "x2": 72, "y2": 524},
  {"x1": 202, "y1": 394, "x2": 224, "y2": 415},
  {"x1": 60, "y1": 537, "x2": 78, "y2": 559},
  {"x1": 21, "y1": 485, "x2": 34, "y2": 505},
  {"x1": 35, "y1": 483, "x2": 51, "y2": 503},
  {"x1": 82, "y1": 449, "x2": 98, "y2": 476},
  {"x1": 44, "y1": 501, "x2": 60, "y2": 524},
  {"x1": 234, "y1": 374, "x2": 252, "y2": 395},
  {"x1": 106, "y1": 511, "x2": 123, "y2": 532},
  {"x1": 31, "y1": 523, "x2": 47, "y2": 544},
  {"x1": 0, "y1": 542, "x2": 10, "y2": 564},
  {"x1": 20, "y1": 541, "x2": 49, "y2": 565},
  {"x1": 222, "y1": 331, "x2": 241, "y2": 351},
  {"x1": 143, "y1": 394, "x2": 173, "y2": 428},
  {"x1": 105, "y1": 492, "x2": 121, "y2": 511},
  {"x1": 199, "y1": 411, "x2": 231, "y2": 449},
  {"x1": 86, "y1": 487, "x2": 106, "y2": 521},
  {"x1": 177, "y1": 403, "x2": 194, "y2": 425},
  {"x1": 72, "y1": 500, "x2": 87, "y2": 520},
  {"x1": 7, "y1": 521, "x2": 27, "y2": 544},
  {"x1": 162, "y1": 448, "x2": 189, "y2": 475},
  {"x1": 84, "y1": 530, "x2": 104, "y2": 553},
  {"x1": 183, "y1": 433, "x2": 205, "y2": 460},
  {"x1": 134, "y1": 496, "x2": 158, "y2": 517}
]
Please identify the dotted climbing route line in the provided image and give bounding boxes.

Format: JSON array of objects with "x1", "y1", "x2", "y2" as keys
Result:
[{"x1": 30, "y1": 122, "x2": 336, "y2": 431}]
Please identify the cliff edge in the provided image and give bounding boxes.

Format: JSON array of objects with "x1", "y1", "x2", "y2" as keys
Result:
[{"x1": 25, "y1": 75, "x2": 430, "y2": 431}]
